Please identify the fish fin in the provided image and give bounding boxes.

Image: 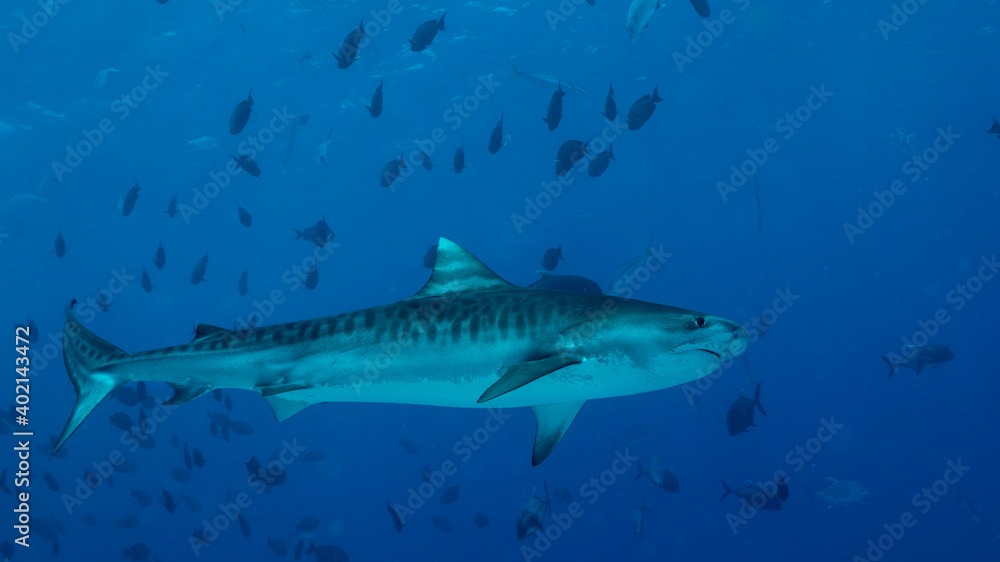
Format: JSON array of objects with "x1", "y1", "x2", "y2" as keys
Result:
[
  {"x1": 507, "y1": 58, "x2": 520, "y2": 80},
  {"x1": 256, "y1": 383, "x2": 312, "y2": 397},
  {"x1": 407, "y1": 238, "x2": 516, "y2": 300},
  {"x1": 192, "y1": 324, "x2": 234, "y2": 341},
  {"x1": 753, "y1": 381, "x2": 766, "y2": 416},
  {"x1": 881, "y1": 355, "x2": 897, "y2": 378},
  {"x1": 801, "y1": 484, "x2": 815, "y2": 506},
  {"x1": 477, "y1": 354, "x2": 583, "y2": 403},
  {"x1": 263, "y1": 395, "x2": 312, "y2": 423},
  {"x1": 438, "y1": 12, "x2": 446, "y2": 30},
  {"x1": 164, "y1": 385, "x2": 212, "y2": 406},
  {"x1": 634, "y1": 461, "x2": 644, "y2": 480},
  {"x1": 719, "y1": 479, "x2": 733, "y2": 501},
  {"x1": 53, "y1": 301, "x2": 131, "y2": 455},
  {"x1": 529, "y1": 401, "x2": 586, "y2": 466}
]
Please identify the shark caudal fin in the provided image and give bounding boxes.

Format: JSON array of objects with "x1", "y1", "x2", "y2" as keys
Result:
[
  {"x1": 881, "y1": 356, "x2": 898, "y2": 379},
  {"x1": 53, "y1": 300, "x2": 130, "y2": 455}
]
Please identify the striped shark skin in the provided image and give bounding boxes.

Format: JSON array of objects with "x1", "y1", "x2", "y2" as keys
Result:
[{"x1": 55, "y1": 238, "x2": 749, "y2": 464}]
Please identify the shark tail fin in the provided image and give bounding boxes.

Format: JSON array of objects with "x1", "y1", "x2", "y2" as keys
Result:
[
  {"x1": 881, "y1": 355, "x2": 898, "y2": 379},
  {"x1": 753, "y1": 381, "x2": 767, "y2": 416},
  {"x1": 801, "y1": 484, "x2": 816, "y2": 506},
  {"x1": 719, "y1": 479, "x2": 734, "y2": 501},
  {"x1": 508, "y1": 59, "x2": 520, "y2": 80},
  {"x1": 54, "y1": 300, "x2": 130, "y2": 455}
]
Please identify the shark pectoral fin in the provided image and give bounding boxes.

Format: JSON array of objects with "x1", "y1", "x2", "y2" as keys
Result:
[
  {"x1": 264, "y1": 395, "x2": 313, "y2": 422},
  {"x1": 193, "y1": 324, "x2": 235, "y2": 341},
  {"x1": 164, "y1": 384, "x2": 213, "y2": 406},
  {"x1": 529, "y1": 401, "x2": 586, "y2": 466},
  {"x1": 405, "y1": 238, "x2": 515, "y2": 301},
  {"x1": 476, "y1": 354, "x2": 583, "y2": 403},
  {"x1": 256, "y1": 383, "x2": 313, "y2": 397}
]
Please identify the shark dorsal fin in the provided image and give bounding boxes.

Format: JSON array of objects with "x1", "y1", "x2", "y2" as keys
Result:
[
  {"x1": 406, "y1": 238, "x2": 514, "y2": 300},
  {"x1": 193, "y1": 324, "x2": 233, "y2": 341}
]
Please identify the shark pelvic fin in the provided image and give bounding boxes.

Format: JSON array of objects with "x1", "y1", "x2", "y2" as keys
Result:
[
  {"x1": 406, "y1": 238, "x2": 515, "y2": 300},
  {"x1": 164, "y1": 384, "x2": 212, "y2": 406},
  {"x1": 530, "y1": 401, "x2": 586, "y2": 465},
  {"x1": 477, "y1": 354, "x2": 583, "y2": 403},
  {"x1": 264, "y1": 394, "x2": 313, "y2": 422},
  {"x1": 193, "y1": 324, "x2": 235, "y2": 341},
  {"x1": 256, "y1": 383, "x2": 313, "y2": 397}
]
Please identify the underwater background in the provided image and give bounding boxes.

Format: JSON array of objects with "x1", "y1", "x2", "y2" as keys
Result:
[{"x1": 1, "y1": 0, "x2": 999, "y2": 560}]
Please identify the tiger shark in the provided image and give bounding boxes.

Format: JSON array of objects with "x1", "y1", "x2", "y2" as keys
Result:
[{"x1": 55, "y1": 238, "x2": 749, "y2": 464}]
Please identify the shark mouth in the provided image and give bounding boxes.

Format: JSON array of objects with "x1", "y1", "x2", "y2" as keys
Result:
[{"x1": 700, "y1": 350, "x2": 722, "y2": 360}]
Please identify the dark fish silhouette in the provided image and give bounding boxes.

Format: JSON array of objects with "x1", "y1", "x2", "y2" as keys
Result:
[
  {"x1": 153, "y1": 242, "x2": 166, "y2": 269},
  {"x1": 164, "y1": 195, "x2": 178, "y2": 218},
  {"x1": 53, "y1": 231, "x2": 66, "y2": 257},
  {"x1": 183, "y1": 442, "x2": 192, "y2": 470},
  {"x1": 430, "y1": 514, "x2": 452, "y2": 533},
  {"x1": 304, "y1": 264, "x2": 319, "y2": 290},
  {"x1": 419, "y1": 150, "x2": 436, "y2": 170},
  {"x1": 333, "y1": 19, "x2": 365, "y2": 69},
  {"x1": 399, "y1": 439, "x2": 419, "y2": 454},
  {"x1": 451, "y1": 145, "x2": 466, "y2": 173},
  {"x1": 720, "y1": 479, "x2": 782, "y2": 511},
  {"x1": 267, "y1": 538, "x2": 287, "y2": 556},
  {"x1": 488, "y1": 112, "x2": 505, "y2": 154},
  {"x1": 238, "y1": 206, "x2": 252, "y2": 227},
  {"x1": 409, "y1": 12, "x2": 446, "y2": 52},
  {"x1": 294, "y1": 216, "x2": 335, "y2": 247},
  {"x1": 295, "y1": 517, "x2": 319, "y2": 532},
  {"x1": 882, "y1": 344, "x2": 954, "y2": 378},
  {"x1": 122, "y1": 181, "x2": 140, "y2": 217},
  {"x1": 131, "y1": 489, "x2": 152, "y2": 506},
  {"x1": 238, "y1": 514, "x2": 251, "y2": 537},
  {"x1": 600, "y1": 82, "x2": 618, "y2": 121},
  {"x1": 543, "y1": 82, "x2": 565, "y2": 131},
  {"x1": 230, "y1": 90, "x2": 254, "y2": 135},
  {"x1": 162, "y1": 487, "x2": 177, "y2": 514},
  {"x1": 725, "y1": 382, "x2": 766, "y2": 436},
  {"x1": 386, "y1": 501, "x2": 406, "y2": 532},
  {"x1": 238, "y1": 267, "x2": 248, "y2": 296},
  {"x1": 232, "y1": 154, "x2": 261, "y2": 177},
  {"x1": 440, "y1": 485, "x2": 459, "y2": 504},
  {"x1": 689, "y1": 0, "x2": 711, "y2": 17},
  {"x1": 587, "y1": 144, "x2": 614, "y2": 177},
  {"x1": 473, "y1": 513, "x2": 490, "y2": 528},
  {"x1": 555, "y1": 140, "x2": 589, "y2": 176},
  {"x1": 109, "y1": 412, "x2": 132, "y2": 430},
  {"x1": 539, "y1": 245, "x2": 563, "y2": 271},
  {"x1": 423, "y1": 244, "x2": 437, "y2": 268},
  {"x1": 307, "y1": 544, "x2": 350, "y2": 561},
  {"x1": 367, "y1": 77, "x2": 383, "y2": 118},
  {"x1": 777, "y1": 475, "x2": 789, "y2": 501},
  {"x1": 380, "y1": 153, "x2": 407, "y2": 187},
  {"x1": 298, "y1": 114, "x2": 310, "y2": 125},
  {"x1": 190, "y1": 254, "x2": 208, "y2": 285},
  {"x1": 296, "y1": 51, "x2": 313, "y2": 65},
  {"x1": 634, "y1": 459, "x2": 679, "y2": 493},
  {"x1": 122, "y1": 543, "x2": 150, "y2": 561},
  {"x1": 626, "y1": 85, "x2": 663, "y2": 130},
  {"x1": 141, "y1": 268, "x2": 155, "y2": 293},
  {"x1": 193, "y1": 448, "x2": 205, "y2": 467},
  {"x1": 515, "y1": 483, "x2": 550, "y2": 540},
  {"x1": 988, "y1": 116, "x2": 1000, "y2": 139}
]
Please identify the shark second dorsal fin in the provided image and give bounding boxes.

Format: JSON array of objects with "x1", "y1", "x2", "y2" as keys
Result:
[
  {"x1": 406, "y1": 238, "x2": 514, "y2": 300},
  {"x1": 530, "y1": 401, "x2": 586, "y2": 466}
]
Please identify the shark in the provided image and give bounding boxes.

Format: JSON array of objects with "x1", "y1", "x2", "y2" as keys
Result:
[{"x1": 55, "y1": 238, "x2": 749, "y2": 464}]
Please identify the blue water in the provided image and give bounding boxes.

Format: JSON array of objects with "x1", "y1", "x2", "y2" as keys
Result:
[{"x1": 3, "y1": 0, "x2": 999, "y2": 560}]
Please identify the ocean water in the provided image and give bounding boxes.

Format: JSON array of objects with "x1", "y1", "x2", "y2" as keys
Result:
[{"x1": 2, "y1": 0, "x2": 999, "y2": 560}]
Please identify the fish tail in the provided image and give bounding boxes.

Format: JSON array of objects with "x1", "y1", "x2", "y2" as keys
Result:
[
  {"x1": 881, "y1": 355, "x2": 897, "y2": 379},
  {"x1": 53, "y1": 300, "x2": 131, "y2": 455},
  {"x1": 507, "y1": 59, "x2": 520, "y2": 80},
  {"x1": 753, "y1": 381, "x2": 767, "y2": 416},
  {"x1": 801, "y1": 484, "x2": 815, "y2": 506},
  {"x1": 719, "y1": 479, "x2": 733, "y2": 501},
  {"x1": 651, "y1": 85, "x2": 663, "y2": 103},
  {"x1": 634, "y1": 461, "x2": 644, "y2": 480}
]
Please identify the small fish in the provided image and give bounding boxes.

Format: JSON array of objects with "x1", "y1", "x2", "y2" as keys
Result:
[
  {"x1": 555, "y1": 140, "x2": 589, "y2": 176},
  {"x1": 238, "y1": 268, "x2": 248, "y2": 297},
  {"x1": 94, "y1": 66, "x2": 120, "y2": 88},
  {"x1": 230, "y1": 90, "x2": 254, "y2": 135},
  {"x1": 115, "y1": 516, "x2": 140, "y2": 529},
  {"x1": 333, "y1": 19, "x2": 365, "y2": 69},
  {"x1": 181, "y1": 493, "x2": 202, "y2": 512},
  {"x1": 451, "y1": 145, "x2": 466, "y2": 173},
  {"x1": 802, "y1": 478, "x2": 868, "y2": 506},
  {"x1": 632, "y1": 494, "x2": 651, "y2": 537},
  {"x1": 122, "y1": 181, "x2": 140, "y2": 217},
  {"x1": 957, "y1": 494, "x2": 988, "y2": 526},
  {"x1": 777, "y1": 475, "x2": 789, "y2": 501},
  {"x1": 543, "y1": 82, "x2": 565, "y2": 131},
  {"x1": 725, "y1": 382, "x2": 766, "y2": 436},
  {"x1": 238, "y1": 206, "x2": 252, "y2": 227},
  {"x1": 52, "y1": 231, "x2": 66, "y2": 257},
  {"x1": 109, "y1": 412, "x2": 132, "y2": 430},
  {"x1": 164, "y1": 195, "x2": 178, "y2": 218},
  {"x1": 141, "y1": 268, "x2": 155, "y2": 293},
  {"x1": 587, "y1": 144, "x2": 615, "y2": 177},
  {"x1": 539, "y1": 245, "x2": 563, "y2": 272},
  {"x1": 295, "y1": 216, "x2": 335, "y2": 247},
  {"x1": 430, "y1": 514, "x2": 453, "y2": 534},
  {"x1": 296, "y1": 51, "x2": 313, "y2": 65},
  {"x1": 634, "y1": 458, "x2": 679, "y2": 493},
  {"x1": 316, "y1": 130, "x2": 337, "y2": 167},
  {"x1": 131, "y1": 489, "x2": 152, "y2": 506},
  {"x1": 193, "y1": 448, "x2": 205, "y2": 468},
  {"x1": 308, "y1": 544, "x2": 350, "y2": 561},
  {"x1": 190, "y1": 254, "x2": 208, "y2": 285},
  {"x1": 380, "y1": 153, "x2": 407, "y2": 188},
  {"x1": 626, "y1": 86, "x2": 663, "y2": 130},
  {"x1": 600, "y1": 82, "x2": 618, "y2": 121},
  {"x1": 386, "y1": 501, "x2": 406, "y2": 532},
  {"x1": 882, "y1": 344, "x2": 954, "y2": 378},
  {"x1": 183, "y1": 442, "x2": 193, "y2": 470},
  {"x1": 689, "y1": 0, "x2": 711, "y2": 17},
  {"x1": 121, "y1": 543, "x2": 150, "y2": 561},
  {"x1": 153, "y1": 242, "x2": 166, "y2": 269},
  {"x1": 181, "y1": 136, "x2": 220, "y2": 150},
  {"x1": 230, "y1": 421, "x2": 254, "y2": 435},
  {"x1": 238, "y1": 513, "x2": 251, "y2": 537},
  {"x1": 304, "y1": 264, "x2": 319, "y2": 290},
  {"x1": 720, "y1": 480, "x2": 782, "y2": 511},
  {"x1": 409, "y1": 12, "x2": 446, "y2": 52},
  {"x1": 516, "y1": 483, "x2": 550, "y2": 540},
  {"x1": 171, "y1": 467, "x2": 191, "y2": 482},
  {"x1": 232, "y1": 154, "x2": 261, "y2": 177},
  {"x1": 296, "y1": 517, "x2": 319, "y2": 532},
  {"x1": 440, "y1": 485, "x2": 459, "y2": 505},
  {"x1": 367, "y1": 77, "x2": 383, "y2": 118},
  {"x1": 399, "y1": 439, "x2": 420, "y2": 454},
  {"x1": 423, "y1": 244, "x2": 437, "y2": 269},
  {"x1": 508, "y1": 60, "x2": 587, "y2": 93},
  {"x1": 488, "y1": 112, "x2": 505, "y2": 154},
  {"x1": 473, "y1": 513, "x2": 490, "y2": 528},
  {"x1": 987, "y1": 116, "x2": 1000, "y2": 139},
  {"x1": 419, "y1": 150, "x2": 436, "y2": 170},
  {"x1": 267, "y1": 538, "x2": 288, "y2": 556},
  {"x1": 162, "y1": 487, "x2": 177, "y2": 514}
]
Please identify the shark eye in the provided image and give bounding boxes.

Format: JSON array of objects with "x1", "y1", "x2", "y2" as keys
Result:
[{"x1": 695, "y1": 317, "x2": 705, "y2": 328}]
